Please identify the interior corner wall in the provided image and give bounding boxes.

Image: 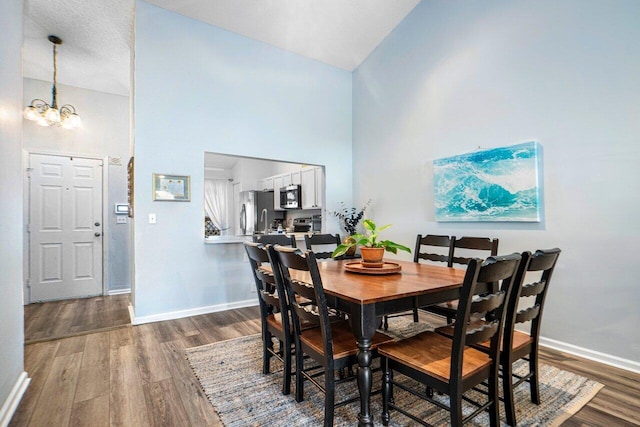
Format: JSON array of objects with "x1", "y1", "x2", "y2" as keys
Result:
[
  {"x1": 133, "y1": 1, "x2": 352, "y2": 318},
  {"x1": 0, "y1": 0, "x2": 25, "y2": 412},
  {"x1": 23, "y1": 79, "x2": 131, "y2": 292},
  {"x1": 353, "y1": 0, "x2": 640, "y2": 362}
]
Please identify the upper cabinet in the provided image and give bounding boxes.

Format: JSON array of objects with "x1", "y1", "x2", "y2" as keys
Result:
[
  {"x1": 255, "y1": 166, "x2": 321, "y2": 211},
  {"x1": 257, "y1": 177, "x2": 274, "y2": 191},
  {"x1": 301, "y1": 166, "x2": 324, "y2": 209}
]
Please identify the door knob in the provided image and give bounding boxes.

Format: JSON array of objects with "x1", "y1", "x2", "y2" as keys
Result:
[
  {"x1": 95, "y1": 232, "x2": 101, "y2": 237},
  {"x1": 95, "y1": 222, "x2": 101, "y2": 226}
]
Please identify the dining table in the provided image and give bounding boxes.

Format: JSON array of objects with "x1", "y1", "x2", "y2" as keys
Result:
[{"x1": 310, "y1": 259, "x2": 472, "y2": 427}]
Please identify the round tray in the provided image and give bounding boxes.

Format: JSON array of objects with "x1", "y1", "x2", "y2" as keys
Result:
[{"x1": 344, "y1": 261, "x2": 402, "y2": 275}]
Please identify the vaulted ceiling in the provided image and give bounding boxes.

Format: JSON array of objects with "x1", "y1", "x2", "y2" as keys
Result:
[{"x1": 23, "y1": 0, "x2": 420, "y2": 96}]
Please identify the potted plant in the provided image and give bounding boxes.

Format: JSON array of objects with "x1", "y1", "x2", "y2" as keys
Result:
[{"x1": 332, "y1": 219, "x2": 411, "y2": 266}]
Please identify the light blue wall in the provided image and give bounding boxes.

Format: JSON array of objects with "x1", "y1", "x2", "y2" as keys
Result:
[
  {"x1": 133, "y1": 1, "x2": 352, "y2": 318},
  {"x1": 354, "y1": 0, "x2": 640, "y2": 362},
  {"x1": 0, "y1": 0, "x2": 25, "y2": 410}
]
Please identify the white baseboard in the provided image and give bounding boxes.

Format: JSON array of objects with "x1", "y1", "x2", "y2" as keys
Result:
[
  {"x1": 107, "y1": 288, "x2": 131, "y2": 296},
  {"x1": 539, "y1": 336, "x2": 640, "y2": 374},
  {"x1": 0, "y1": 372, "x2": 30, "y2": 427},
  {"x1": 129, "y1": 299, "x2": 258, "y2": 325}
]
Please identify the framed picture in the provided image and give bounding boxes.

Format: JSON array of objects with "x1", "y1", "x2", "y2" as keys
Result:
[
  {"x1": 153, "y1": 173, "x2": 191, "y2": 201},
  {"x1": 433, "y1": 141, "x2": 541, "y2": 222}
]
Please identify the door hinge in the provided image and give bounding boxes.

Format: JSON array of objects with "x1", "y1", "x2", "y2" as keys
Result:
[
  {"x1": 26, "y1": 279, "x2": 31, "y2": 289},
  {"x1": 25, "y1": 223, "x2": 31, "y2": 233}
]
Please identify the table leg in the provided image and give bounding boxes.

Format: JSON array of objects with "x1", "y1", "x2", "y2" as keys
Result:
[{"x1": 353, "y1": 304, "x2": 377, "y2": 427}]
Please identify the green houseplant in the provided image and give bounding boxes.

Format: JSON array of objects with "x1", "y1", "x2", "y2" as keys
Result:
[{"x1": 331, "y1": 219, "x2": 411, "y2": 265}]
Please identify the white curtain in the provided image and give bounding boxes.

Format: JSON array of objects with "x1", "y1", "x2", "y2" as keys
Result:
[{"x1": 204, "y1": 179, "x2": 231, "y2": 233}]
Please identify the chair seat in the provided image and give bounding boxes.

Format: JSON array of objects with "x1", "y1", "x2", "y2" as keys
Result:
[
  {"x1": 300, "y1": 320, "x2": 394, "y2": 359},
  {"x1": 378, "y1": 331, "x2": 491, "y2": 383},
  {"x1": 436, "y1": 322, "x2": 534, "y2": 353}
]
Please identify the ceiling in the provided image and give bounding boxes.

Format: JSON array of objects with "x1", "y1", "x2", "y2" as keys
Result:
[{"x1": 23, "y1": 0, "x2": 420, "y2": 97}]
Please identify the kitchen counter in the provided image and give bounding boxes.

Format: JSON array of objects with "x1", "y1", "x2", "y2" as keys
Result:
[
  {"x1": 204, "y1": 232, "x2": 319, "y2": 245},
  {"x1": 204, "y1": 235, "x2": 252, "y2": 245}
]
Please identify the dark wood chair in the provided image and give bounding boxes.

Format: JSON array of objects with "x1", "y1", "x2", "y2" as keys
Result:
[
  {"x1": 253, "y1": 234, "x2": 297, "y2": 247},
  {"x1": 383, "y1": 234, "x2": 455, "y2": 330},
  {"x1": 269, "y1": 245, "x2": 393, "y2": 427},
  {"x1": 425, "y1": 236, "x2": 499, "y2": 323},
  {"x1": 304, "y1": 233, "x2": 341, "y2": 259},
  {"x1": 379, "y1": 254, "x2": 522, "y2": 427},
  {"x1": 243, "y1": 242, "x2": 293, "y2": 395},
  {"x1": 451, "y1": 236, "x2": 499, "y2": 266},
  {"x1": 438, "y1": 248, "x2": 561, "y2": 426}
]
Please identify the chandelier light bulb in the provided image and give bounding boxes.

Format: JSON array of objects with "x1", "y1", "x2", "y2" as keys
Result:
[
  {"x1": 45, "y1": 107, "x2": 61, "y2": 124},
  {"x1": 23, "y1": 106, "x2": 39, "y2": 121}
]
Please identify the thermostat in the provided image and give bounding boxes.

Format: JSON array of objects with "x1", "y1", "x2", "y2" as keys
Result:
[{"x1": 115, "y1": 204, "x2": 130, "y2": 215}]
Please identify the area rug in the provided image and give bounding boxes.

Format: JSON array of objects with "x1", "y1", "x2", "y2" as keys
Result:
[{"x1": 185, "y1": 318, "x2": 603, "y2": 426}]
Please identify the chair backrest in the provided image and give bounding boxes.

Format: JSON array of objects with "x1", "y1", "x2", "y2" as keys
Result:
[
  {"x1": 450, "y1": 253, "x2": 522, "y2": 381},
  {"x1": 413, "y1": 234, "x2": 455, "y2": 266},
  {"x1": 253, "y1": 234, "x2": 297, "y2": 248},
  {"x1": 451, "y1": 236, "x2": 499, "y2": 266},
  {"x1": 269, "y1": 245, "x2": 335, "y2": 362},
  {"x1": 244, "y1": 242, "x2": 289, "y2": 332},
  {"x1": 304, "y1": 233, "x2": 341, "y2": 259},
  {"x1": 503, "y1": 248, "x2": 561, "y2": 354}
]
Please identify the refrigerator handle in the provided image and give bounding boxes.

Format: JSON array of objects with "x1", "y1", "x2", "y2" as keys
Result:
[{"x1": 240, "y1": 204, "x2": 247, "y2": 235}]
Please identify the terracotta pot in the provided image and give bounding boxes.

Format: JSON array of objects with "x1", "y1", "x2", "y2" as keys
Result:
[{"x1": 360, "y1": 247, "x2": 385, "y2": 267}]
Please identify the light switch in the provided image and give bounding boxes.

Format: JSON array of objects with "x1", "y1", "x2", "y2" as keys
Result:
[
  {"x1": 116, "y1": 216, "x2": 127, "y2": 224},
  {"x1": 149, "y1": 213, "x2": 156, "y2": 224}
]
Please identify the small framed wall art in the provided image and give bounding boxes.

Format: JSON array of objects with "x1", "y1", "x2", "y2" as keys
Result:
[{"x1": 153, "y1": 173, "x2": 191, "y2": 201}]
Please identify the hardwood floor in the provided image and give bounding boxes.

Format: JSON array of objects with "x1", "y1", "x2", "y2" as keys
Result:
[
  {"x1": 11, "y1": 302, "x2": 640, "y2": 426},
  {"x1": 24, "y1": 294, "x2": 131, "y2": 344}
]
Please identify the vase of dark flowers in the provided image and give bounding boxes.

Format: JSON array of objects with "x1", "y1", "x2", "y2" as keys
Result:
[
  {"x1": 329, "y1": 200, "x2": 371, "y2": 256},
  {"x1": 331, "y1": 199, "x2": 371, "y2": 235}
]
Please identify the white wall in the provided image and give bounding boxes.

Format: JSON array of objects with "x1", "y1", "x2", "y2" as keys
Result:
[
  {"x1": 133, "y1": 1, "x2": 352, "y2": 319},
  {"x1": 353, "y1": 0, "x2": 640, "y2": 363},
  {"x1": 23, "y1": 78, "x2": 131, "y2": 292},
  {"x1": 0, "y1": 0, "x2": 26, "y2": 417}
]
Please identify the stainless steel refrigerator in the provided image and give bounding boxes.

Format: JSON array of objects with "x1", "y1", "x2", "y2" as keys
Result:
[{"x1": 238, "y1": 190, "x2": 284, "y2": 235}]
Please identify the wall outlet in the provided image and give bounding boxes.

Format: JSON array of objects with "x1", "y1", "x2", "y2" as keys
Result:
[
  {"x1": 149, "y1": 213, "x2": 156, "y2": 224},
  {"x1": 116, "y1": 216, "x2": 127, "y2": 224}
]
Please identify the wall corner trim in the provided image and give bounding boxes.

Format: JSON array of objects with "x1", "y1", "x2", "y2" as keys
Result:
[
  {"x1": 0, "y1": 372, "x2": 31, "y2": 427},
  {"x1": 129, "y1": 299, "x2": 258, "y2": 325},
  {"x1": 540, "y1": 336, "x2": 640, "y2": 374}
]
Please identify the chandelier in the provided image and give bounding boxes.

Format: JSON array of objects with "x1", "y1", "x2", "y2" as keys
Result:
[{"x1": 24, "y1": 35, "x2": 81, "y2": 129}]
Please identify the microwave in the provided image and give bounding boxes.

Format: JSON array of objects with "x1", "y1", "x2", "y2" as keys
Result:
[{"x1": 280, "y1": 185, "x2": 301, "y2": 209}]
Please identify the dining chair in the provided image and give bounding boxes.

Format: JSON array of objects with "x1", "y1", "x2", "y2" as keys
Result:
[
  {"x1": 304, "y1": 233, "x2": 341, "y2": 259},
  {"x1": 379, "y1": 253, "x2": 522, "y2": 427},
  {"x1": 438, "y1": 248, "x2": 561, "y2": 426},
  {"x1": 253, "y1": 234, "x2": 297, "y2": 247},
  {"x1": 269, "y1": 245, "x2": 394, "y2": 427},
  {"x1": 383, "y1": 234, "x2": 455, "y2": 330},
  {"x1": 244, "y1": 242, "x2": 293, "y2": 395},
  {"x1": 425, "y1": 236, "x2": 499, "y2": 323}
]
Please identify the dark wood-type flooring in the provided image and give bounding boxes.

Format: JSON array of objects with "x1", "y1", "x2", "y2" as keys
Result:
[
  {"x1": 11, "y1": 298, "x2": 640, "y2": 426},
  {"x1": 24, "y1": 294, "x2": 131, "y2": 344}
]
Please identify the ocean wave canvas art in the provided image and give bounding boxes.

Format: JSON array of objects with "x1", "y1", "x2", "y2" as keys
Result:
[{"x1": 433, "y1": 142, "x2": 541, "y2": 222}]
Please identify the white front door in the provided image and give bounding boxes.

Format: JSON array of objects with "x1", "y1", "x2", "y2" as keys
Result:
[{"x1": 28, "y1": 153, "x2": 103, "y2": 302}]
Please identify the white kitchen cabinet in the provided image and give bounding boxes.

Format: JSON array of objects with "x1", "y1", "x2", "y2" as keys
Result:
[
  {"x1": 257, "y1": 177, "x2": 274, "y2": 191},
  {"x1": 301, "y1": 166, "x2": 324, "y2": 209},
  {"x1": 291, "y1": 171, "x2": 301, "y2": 185}
]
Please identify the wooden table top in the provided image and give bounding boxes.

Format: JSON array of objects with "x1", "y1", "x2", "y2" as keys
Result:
[{"x1": 301, "y1": 259, "x2": 467, "y2": 305}]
